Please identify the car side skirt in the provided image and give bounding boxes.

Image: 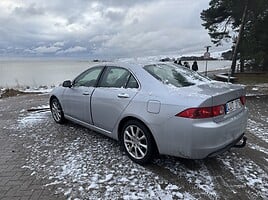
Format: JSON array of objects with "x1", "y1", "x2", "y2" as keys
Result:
[{"x1": 64, "y1": 115, "x2": 114, "y2": 138}]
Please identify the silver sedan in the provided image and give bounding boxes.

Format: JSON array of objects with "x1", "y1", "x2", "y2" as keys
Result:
[{"x1": 50, "y1": 62, "x2": 248, "y2": 164}]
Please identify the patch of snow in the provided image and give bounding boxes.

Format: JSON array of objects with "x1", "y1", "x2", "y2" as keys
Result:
[
  {"x1": 248, "y1": 143, "x2": 268, "y2": 155},
  {"x1": 29, "y1": 105, "x2": 49, "y2": 110},
  {"x1": 18, "y1": 110, "x2": 50, "y2": 128},
  {"x1": 221, "y1": 153, "x2": 268, "y2": 199},
  {"x1": 31, "y1": 171, "x2": 36, "y2": 176},
  {"x1": 45, "y1": 180, "x2": 63, "y2": 187},
  {"x1": 253, "y1": 83, "x2": 268, "y2": 87},
  {"x1": 247, "y1": 119, "x2": 268, "y2": 143},
  {"x1": 247, "y1": 84, "x2": 268, "y2": 96},
  {"x1": 98, "y1": 174, "x2": 113, "y2": 183},
  {"x1": 15, "y1": 111, "x2": 193, "y2": 199},
  {"x1": 12, "y1": 101, "x2": 267, "y2": 199},
  {"x1": 64, "y1": 188, "x2": 72, "y2": 196},
  {"x1": 156, "y1": 159, "x2": 218, "y2": 198},
  {"x1": 22, "y1": 165, "x2": 35, "y2": 170},
  {"x1": 246, "y1": 93, "x2": 265, "y2": 97},
  {"x1": 23, "y1": 87, "x2": 53, "y2": 93}
]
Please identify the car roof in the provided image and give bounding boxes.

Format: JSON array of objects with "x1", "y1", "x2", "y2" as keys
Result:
[{"x1": 92, "y1": 61, "x2": 180, "y2": 72}]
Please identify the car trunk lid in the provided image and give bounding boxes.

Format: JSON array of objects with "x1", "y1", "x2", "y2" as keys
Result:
[{"x1": 195, "y1": 81, "x2": 246, "y2": 106}]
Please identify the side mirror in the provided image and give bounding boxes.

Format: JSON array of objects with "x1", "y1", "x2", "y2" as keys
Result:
[{"x1": 62, "y1": 80, "x2": 72, "y2": 88}]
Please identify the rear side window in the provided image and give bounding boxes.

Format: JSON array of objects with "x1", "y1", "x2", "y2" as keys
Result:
[
  {"x1": 99, "y1": 67, "x2": 131, "y2": 88},
  {"x1": 144, "y1": 63, "x2": 210, "y2": 87},
  {"x1": 126, "y1": 75, "x2": 139, "y2": 89}
]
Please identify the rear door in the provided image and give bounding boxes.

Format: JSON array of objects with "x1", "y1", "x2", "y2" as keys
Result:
[
  {"x1": 62, "y1": 66, "x2": 104, "y2": 124},
  {"x1": 91, "y1": 66, "x2": 139, "y2": 132}
]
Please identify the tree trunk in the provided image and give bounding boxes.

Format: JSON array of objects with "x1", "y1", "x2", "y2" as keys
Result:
[
  {"x1": 240, "y1": 57, "x2": 245, "y2": 72},
  {"x1": 231, "y1": 1, "x2": 248, "y2": 76},
  {"x1": 263, "y1": 56, "x2": 268, "y2": 71}
]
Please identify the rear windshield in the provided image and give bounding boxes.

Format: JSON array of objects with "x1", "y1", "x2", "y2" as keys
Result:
[{"x1": 144, "y1": 63, "x2": 211, "y2": 88}]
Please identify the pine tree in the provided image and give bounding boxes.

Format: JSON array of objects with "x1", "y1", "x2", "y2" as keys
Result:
[{"x1": 201, "y1": 0, "x2": 268, "y2": 73}]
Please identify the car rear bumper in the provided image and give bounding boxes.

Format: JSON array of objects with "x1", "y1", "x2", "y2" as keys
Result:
[
  {"x1": 153, "y1": 108, "x2": 248, "y2": 159},
  {"x1": 207, "y1": 133, "x2": 247, "y2": 157}
]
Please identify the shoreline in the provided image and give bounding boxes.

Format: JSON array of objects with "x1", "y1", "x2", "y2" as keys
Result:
[
  {"x1": 1, "y1": 83, "x2": 268, "y2": 100},
  {"x1": 0, "y1": 88, "x2": 50, "y2": 99}
]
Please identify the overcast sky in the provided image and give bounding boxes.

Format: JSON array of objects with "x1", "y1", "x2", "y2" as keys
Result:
[{"x1": 0, "y1": 0, "x2": 231, "y2": 59}]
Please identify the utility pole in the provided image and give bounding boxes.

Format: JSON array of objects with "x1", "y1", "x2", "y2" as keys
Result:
[
  {"x1": 204, "y1": 46, "x2": 211, "y2": 76},
  {"x1": 230, "y1": 0, "x2": 248, "y2": 76}
]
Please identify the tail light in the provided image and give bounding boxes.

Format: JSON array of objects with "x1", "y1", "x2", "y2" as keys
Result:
[
  {"x1": 240, "y1": 96, "x2": 246, "y2": 105},
  {"x1": 176, "y1": 105, "x2": 225, "y2": 119}
]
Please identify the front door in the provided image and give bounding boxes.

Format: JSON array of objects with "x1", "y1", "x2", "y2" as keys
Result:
[
  {"x1": 62, "y1": 66, "x2": 104, "y2": 124},
  {"x1": 91, "y1": 66, "x2": 139, "y2": 132}
]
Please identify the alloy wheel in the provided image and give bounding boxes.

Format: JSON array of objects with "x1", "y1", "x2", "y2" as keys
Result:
[
  {"x1": 51, "y1": 99, "x2": 64, "y2": 123},
  {"x1": 123, "y1": 125, "x2": 148, "y2": 160}
]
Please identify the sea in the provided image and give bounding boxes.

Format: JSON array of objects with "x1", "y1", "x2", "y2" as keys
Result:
[{"x1": 0, "y1": 59, "x2": 231, "y2": 88}]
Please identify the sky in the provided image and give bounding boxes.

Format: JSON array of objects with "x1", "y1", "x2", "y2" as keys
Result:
[{"x1": 0, "y1": 0, "x2": 231, "y2": 59}]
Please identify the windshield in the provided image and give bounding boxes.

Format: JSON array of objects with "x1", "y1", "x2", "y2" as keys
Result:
[{"x1": 144, "y1": 63, "x2": 211, "y2": 87}]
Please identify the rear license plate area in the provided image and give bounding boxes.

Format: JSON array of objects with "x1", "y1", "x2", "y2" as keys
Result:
[{"x1": 226, "y1": 98, "x2": 242, "y2": 114}]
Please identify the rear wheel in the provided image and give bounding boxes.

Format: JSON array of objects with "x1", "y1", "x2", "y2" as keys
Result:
[
  {"x1": 121, "y1": 120, "x2": 155, "y2": 164},
  {"x1": 50, "y1": 98, "x2": 65, "y2": 124}
]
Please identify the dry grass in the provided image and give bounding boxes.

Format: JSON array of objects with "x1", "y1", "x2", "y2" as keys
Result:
[
  {"x1": 235, "y1": 73, "x2": 268, "y2": 85},
  {"x1": 0, "y1": 88, "x2": 36, "y2": 99}
]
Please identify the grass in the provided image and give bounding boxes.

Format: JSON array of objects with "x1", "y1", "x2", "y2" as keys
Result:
[
  {"x1": 0, "y1": 88, "x2": 39, "y2": 99},
  {"x1": 235, "y1": 73, "x2": 268, "y2": 85}
]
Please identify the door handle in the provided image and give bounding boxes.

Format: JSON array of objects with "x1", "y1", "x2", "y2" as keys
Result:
[
  {"x1": 83, "y1": 92, "x2": 90, "y2": 95},
  {"x1": 117, "y1": 93, "x2": 130, "y2": 98}
]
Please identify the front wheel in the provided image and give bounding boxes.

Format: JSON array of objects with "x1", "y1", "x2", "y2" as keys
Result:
[
  {"x1": 121, "y1": 120, "x2": 155, "y2": 164},
  {"x1": 50, "y1": 98, "x2": 65, "y2": 124}
]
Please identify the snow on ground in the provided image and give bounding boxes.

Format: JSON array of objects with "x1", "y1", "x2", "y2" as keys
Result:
[
  {"x1": 18, "y1": 107, "x2": 50, "y2": 128},
  {"x1": 0, "y1": 88, "x2": 5, "y2": 98},
  {"x1": 247, "y1": 119, "x2": 268, "y2": 143},
  {"x1": 220, "y1": 153, "x2": 268, "y2": 199},
  {"x1": 23, "y1": 87, "x2": 53, "y2": 93},
  {"x1": 155, "y1": 159, "x2": 217, "y2": 198},
  {"x1": 15, "y1": 106, "x2": 195, "y2": 199},
  {"x1": 247, "y1": 143, "x2": 268, "y2": 156},
  {"x1": 0, "y1": 87, "x2": 52, "y2": 99},
  {"x1": 6, "y1": 103, "x2": 267, "y2": 199},
  {"x1": 246, "y1": 84, "x2": 268, "y2": 96}
]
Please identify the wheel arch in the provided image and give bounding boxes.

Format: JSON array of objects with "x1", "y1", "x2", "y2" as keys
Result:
[
  {"x1": 49, "y1": 95, "x2": 57, "y2": 103},
  {"x1": 118, "y1": 116, "x2": 159, "y2": 155},
  {"x1": 49, "y1": 95, "x2": 60, "y2": 107}
]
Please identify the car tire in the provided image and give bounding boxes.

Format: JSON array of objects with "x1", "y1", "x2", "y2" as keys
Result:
[
  {"x1": 121, "y1": 120, "x2": 155, "y2": 165},
  {"x1": 50, "y1": 98, "x2": 65, "y2": 124}
]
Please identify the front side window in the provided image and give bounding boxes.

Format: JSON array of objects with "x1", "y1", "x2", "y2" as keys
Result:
[
  {"x1": 73, "y1": 66, "x2": 103, "y2": 87},
  {"x1": 99, "y1": 67, "x2": 131, "y2": 88},
  {"x1": 144, "y1": 63, "x2": 210, "y2": 87}
]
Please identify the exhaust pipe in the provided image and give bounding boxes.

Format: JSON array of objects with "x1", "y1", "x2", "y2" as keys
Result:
[{"x1": 233, "y1": 136, "x2": 247, "y2": 148}]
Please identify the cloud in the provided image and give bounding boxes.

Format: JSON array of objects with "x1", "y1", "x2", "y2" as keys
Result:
[
  {"x1": 14, "y1": 3, "x2": 45, "y2": 16},
  {"x1": 0, "y1": 0, "x2": 228, "y2": 58},
  {"x1": 54, "y1": 41, "x2": 65, "y2": 47},
  {"x1": 30, "y1": 46, "x2": 61, "y2": 54},
  {"x1": 57, "y1": 46, "x2": 87, "y2": 54}
]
